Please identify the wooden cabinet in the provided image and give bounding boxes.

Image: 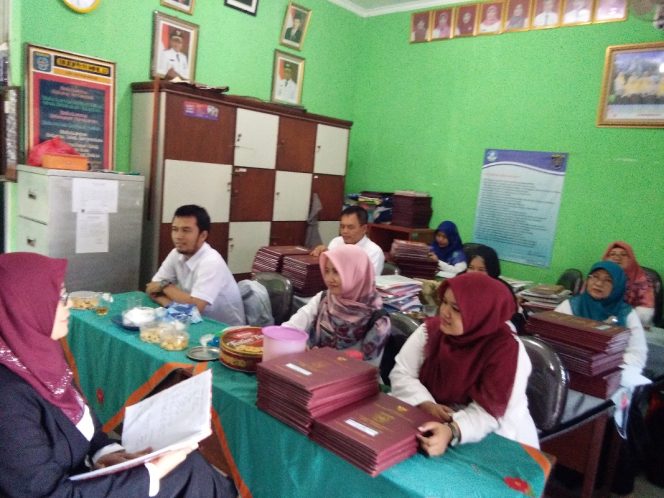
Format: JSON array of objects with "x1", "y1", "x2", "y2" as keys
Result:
[
  {"x1": 131, "y1": 82, "x2": 351, "y2": 279},
  {"x1": 367, "y1": 223, "x2": 435, "y2": 253}
]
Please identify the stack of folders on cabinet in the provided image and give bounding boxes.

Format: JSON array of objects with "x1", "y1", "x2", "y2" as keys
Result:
[
  {"x1": 251, "y1": 245, "x2": 310, "y2": 274},
  {"x1": 391, "y1": 192, "x2": 433, "y2": 228},
  {"x1": 281, "y1": 254, "x2": 326, "y2": 296},
  {"x1": 526, "y1": 311, "x2": 631, "y2": 399},
  {"x1": 389, "y1": 240, "x2": 438, "y2": 280},
  {"x1": 256, "y1": 347, "x2": 432, "y2": 476},
  {"x1": 375, "y1": 274, "x2": 423, "y2": 313},
  {"x1": 518, "y1": 284, "x2": 571, "y2": 313}
]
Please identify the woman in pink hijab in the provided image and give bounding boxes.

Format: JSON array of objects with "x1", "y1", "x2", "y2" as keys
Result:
[
  {"x1": 0, "y1": 252, "x2": 235, "y2": 497},
  {"x1": 603, "y1": 241, "x2": 655, "y2": 327},
  {"x1": 283, "y1": 244, "x2": 390, "y2": 365}
]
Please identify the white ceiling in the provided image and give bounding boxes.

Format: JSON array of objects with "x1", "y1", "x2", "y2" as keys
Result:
[{"x1": 328, "y1": 0, "x2": 457, "y2": 17}]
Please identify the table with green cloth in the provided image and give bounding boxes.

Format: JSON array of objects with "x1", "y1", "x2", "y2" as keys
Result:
[{"x1": 65, "y1": 291, "x2": 552, "y2": 498}]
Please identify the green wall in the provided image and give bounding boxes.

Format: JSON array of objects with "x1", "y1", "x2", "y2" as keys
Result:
[
  {"x1": 347, "y1": 10, "x2": 664, "y2": 283},
  {"x1": 9, "y1": 0, "x2": 664, "y2": 284}
]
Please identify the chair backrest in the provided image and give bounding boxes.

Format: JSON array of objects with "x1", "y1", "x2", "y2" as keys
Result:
[
  {"x1": 238, "y1": 279, "x2": 274, "y2": 327},
  {"x1": 380, "y1": 312, "x2": 420, "y2": 385},
  {"x1": 253, "y1": 272, "x2": 294, "y2": 325},
  {"x1": 381, "y1": 262, "x2": 400, "y2": 275},
  {"x1": 642, "y1": 266, "x2": 663, "y2": 327},
  {"x1": 556, "y1": 268, "x2": 584, "y2": 295},
  {"x1": 519, "y1": 335, "x2": 569, "y2": 433}
]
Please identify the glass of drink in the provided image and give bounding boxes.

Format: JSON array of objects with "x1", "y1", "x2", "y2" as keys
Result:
[{"x1": 95, "y1": 293, "x2": 112, "y2": 316}]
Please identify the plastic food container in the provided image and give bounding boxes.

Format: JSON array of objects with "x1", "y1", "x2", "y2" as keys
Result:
[
  {"x1": 261, "y1": 325, "x2": 308, "y2": 362},
  {"x1": 139, "y1": 321, "x2": 164, "y2": 344},
  {"x1": 219, "y1": 326, "x2": 263, "y2": 372},
  {"x1": 160, "y1": 327, "x2": 190, "y2": 351}
]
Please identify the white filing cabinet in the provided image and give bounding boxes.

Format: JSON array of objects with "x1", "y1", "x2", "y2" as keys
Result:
[{"x1": 15, "y1": 165, "x2": 144, "y2": 293}]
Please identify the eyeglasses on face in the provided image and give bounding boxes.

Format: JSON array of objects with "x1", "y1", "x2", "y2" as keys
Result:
[
  {"x1": 59, "y1": 290, "x2": 70, "y2": 306},
  {"x1": 608, "y1": 251, "x2": 628, "y2": 259},
  {"x1": 588, "y1": 274, "x2": 613, "y2": 285}
]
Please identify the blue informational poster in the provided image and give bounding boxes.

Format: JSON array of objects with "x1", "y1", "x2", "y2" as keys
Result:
[{"x1": 472, "y1": 149, "x2": 568, "y2": 268}]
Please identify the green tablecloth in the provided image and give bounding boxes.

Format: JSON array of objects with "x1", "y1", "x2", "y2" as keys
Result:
[{"x1": 65, "y1": 292, "x2": 551, "y2": 498}]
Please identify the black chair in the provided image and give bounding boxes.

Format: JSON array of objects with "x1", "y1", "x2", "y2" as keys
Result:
[
  {"x1": 380, "y1": 312, "x2": 420, "y2": 385},
  {"x1": 556, "y1": 268, "x2": 584, "y2": 295},
  {"x1": 253, "y1": 272, "x2": 294, "y2": 325},
  {"x1": 642, "y1": 266, "x2": 663, "y2": 327},
  {"x1": 520, "y1": 335, "x2": 569, "y2": 433},
  {"x1": 381, "y1": 262, "x2": 400, "y2": 275}
]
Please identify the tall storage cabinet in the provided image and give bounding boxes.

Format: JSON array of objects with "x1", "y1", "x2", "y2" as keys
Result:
[
  {"x1": 15, "y1": 165, "x2": 144, "y2": 293},
  {"x1": 130, "y1": 82, "x2": 352, "y2": 281}
]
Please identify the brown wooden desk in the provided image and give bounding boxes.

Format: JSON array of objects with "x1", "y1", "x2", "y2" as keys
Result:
[{"x1": 367, "y1": 223, "x2": 434, "y2": 253}]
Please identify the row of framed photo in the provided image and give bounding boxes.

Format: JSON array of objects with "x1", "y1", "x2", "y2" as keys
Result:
[
  {"x1": 411, "y1": 0, "x2": 628, "y2": 42},
  {"x1": 160, "y1": 0, "x2": 259, "y2": 16}
]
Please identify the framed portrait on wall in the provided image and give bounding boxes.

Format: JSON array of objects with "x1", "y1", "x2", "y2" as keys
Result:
[
  {"x1": 532, "y1": 0, "x2": 561, "y2": 28},
  {"x1": 478, "y1": 2, "x2": 505, "y2": 34},
  {"x1": 271, "y1": 50, "x2": 304, "y2": 106},
  {"x1": 593, "y1": 0, "x2": 627, "y2": 22},
  {"x1": 561, "y1": 0, "x2": 593, "y2": 25},
  {"x1": 454, "y1": 5, "x2": 478, "y2": 37},
  {"x1": 430, "y1": 9, "x2": 453, "y2": 41},
  {"x1": 224, "y1": 0, "x2": 259, "y2": 16},
  {"x1": 505, "y1": 0, "x2": 533, "y2": 31},
  {"x1": 160, "y1": 0, "x2": 195, "y2": 15},
  {"x1": 280, "y1": 3, "x2": 311, "y2": 51},
  {"x1": 410, "y1": 11, "x2": 430, "y2": 43},
  {"x1": 151, "y1": 11, "x2": 198, "y2": 81},
  {"x1": 597, "y1": 41, "x2": 664, "y2": 128}
]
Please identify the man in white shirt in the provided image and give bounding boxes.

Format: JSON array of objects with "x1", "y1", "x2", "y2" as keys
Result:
[
  {"x1": 533, "y1": 0, "x2": 560, "y2": 26},
  {"x1": 157, "y1": 30, "x2": 189, "y2": 80},
  {"x1": 563, "y1": 0, "x2": 591, "y2": 23},
  {"x1": 275, "y1": 63, "x2": 297, "y2": 104},
  {"x1": 310, "y1": 206, "x2": 385, "y2": 275},
  {"x1": 147, "y1": 204, "x2": 245, "y2": 326}
]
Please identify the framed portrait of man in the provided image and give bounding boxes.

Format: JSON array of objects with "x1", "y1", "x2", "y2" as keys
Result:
[
  {"x1": 279, "y1": 3, "x2": 312, "y2": 51},
  {"x1": 224, "y1": 0, "x2": 259, "y2": 16},
  {"x1": 532, "y1": 0, "x2": 562, "y2": 28},
  {"x1": 160, "y1": 0, "x2": 195, "y2": 15},
  {"x1": 410, "y1": 11, "x2": 430, "y2": 43},
  {"x1": 562, "y1": 0, "x2": 593, "y2": 25},
  {"x1": 151, "y1": 11, "x2": 199, "y2": 82},
  {"x1": 454, "y1": 5, "x2": 478, "y2": 37},
  {"x1": 271, "y1": 50, "x2": 305, "y2": 106},
  {"x1": 478, "y1": 2, "x2": 505, "y2": 34},
  {"x1": 593, "y1": 0, "x2": 627, "y2": 22},
  {"x1": 430, "y1": 9, "x2": 453, "y2": 41},
  {"x1": 505, "y1": 0, "x2": 533, "y2": 31}
]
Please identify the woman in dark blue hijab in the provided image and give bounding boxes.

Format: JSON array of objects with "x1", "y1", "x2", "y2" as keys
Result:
[{"x1": 429, "y1": 221, "x2": 467, "y2": 277}]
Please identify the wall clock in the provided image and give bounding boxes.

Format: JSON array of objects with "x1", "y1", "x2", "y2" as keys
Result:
[{"x1": 62, "y1": 0, "x2": 101, "y2": 14}]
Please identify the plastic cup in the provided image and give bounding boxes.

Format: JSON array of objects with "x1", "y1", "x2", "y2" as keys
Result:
[{"x1": 261, "y1": 326, "x2": 308, "y2": 362}]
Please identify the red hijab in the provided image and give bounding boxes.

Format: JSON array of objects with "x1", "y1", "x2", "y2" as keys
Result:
[
  {"x1": 602, "y1": 241, "x2": 653, "y2": 307},
  {"x1": 419, "y1": 272, "x2": 518, "y2": 418},
  {"x1": 0, "y1": 253, "x2": 84, "y2": 424}
]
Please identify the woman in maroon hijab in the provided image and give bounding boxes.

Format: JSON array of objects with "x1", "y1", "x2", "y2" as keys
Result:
[
  {"x1": 0, "y1": 253, "x2": 235, "y2": 497},
  {"x1": 390, "y1": 272, "x2": 538, "y2": 456}
]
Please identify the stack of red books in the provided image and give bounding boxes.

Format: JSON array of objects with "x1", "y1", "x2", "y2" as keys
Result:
[
  {"x1": 310, "y1": 392, "x2": 432, "y2": 476},
  {"x1": 389, "y1": 239, "x2": 437, "y2": 279},
  {"x1": 391, "y1": 193, "x2": 433, "y2": 228},
  {"x1": 281, "y1": 254, "x2": 326, "y2": 296},
  {"x1": 251, "y1": 245, "x2": 310, "y2": 274},
  {"x1": 526, "y1": 311, "x2": 630, "y2": 398},
  {"x1": 256, "y1": 347, "x2": 380, "y2": 434}
]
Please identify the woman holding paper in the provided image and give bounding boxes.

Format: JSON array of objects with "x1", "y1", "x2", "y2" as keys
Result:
[
  {"x1": 0, "y1": 252, "x2": 234, "y2": 498},
  {"x1": 390, "y1": 272, "x2": 538, "y2": 456},
  {"x1": 554, "y1": 260, "x2": 648, "y2": 385},
  {"x1": 283, "y1": 244, "x2": 390, "y2": 366},
  {"x1": 428, "y1": 220, "x2": 467, "y2": 277}
]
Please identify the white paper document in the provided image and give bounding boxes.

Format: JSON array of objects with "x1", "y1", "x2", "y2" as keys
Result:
[
  {"x1": 72, "y1": 178, "x2": 119, "y2": 213},
  {"x1": 75, "y1": 213, "x2": 109, "y2": 254},
  {"x1": 70, "y1": 369, "x2": 212, "y2": 481}
]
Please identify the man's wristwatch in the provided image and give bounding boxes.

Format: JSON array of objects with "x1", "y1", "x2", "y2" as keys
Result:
[
  {"x1": 159, "y1": 279, "x2": 173, "y2": 292},
  {"x1": 447, "y1": 421, "x2": 460, "y2": 447}
]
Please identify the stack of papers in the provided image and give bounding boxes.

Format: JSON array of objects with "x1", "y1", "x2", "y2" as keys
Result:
[
  {"x1": 281, "y1": 254, "x2": 326, "y2": 296},
  {"x1": 526, "y1": 311, "x2": 631, "y2": 398},
  {"x1": 390, "y1": 194, "x2": 432, "y2": 228},
  {"x1": 389, "y1": 240, "x2": 438, "y2": 280},
  {"x1": 501, "y1": 276, "x2": 534, "y2": 293},
  {"x1": 375, "y1": 274, "x2": 423, "y2": 313},
  {"x1": 310, "y1": 393, "x2": 432, "y2": 476},
  {"x1": 518, "y1": 284, "x2": 571, "y2": 312},
  {"x1": 256, "y1": 348, "x2": 379, "y2": 434},
  {"x1": 252, "y1": 246, "x2": 310, "y2": 273}
]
